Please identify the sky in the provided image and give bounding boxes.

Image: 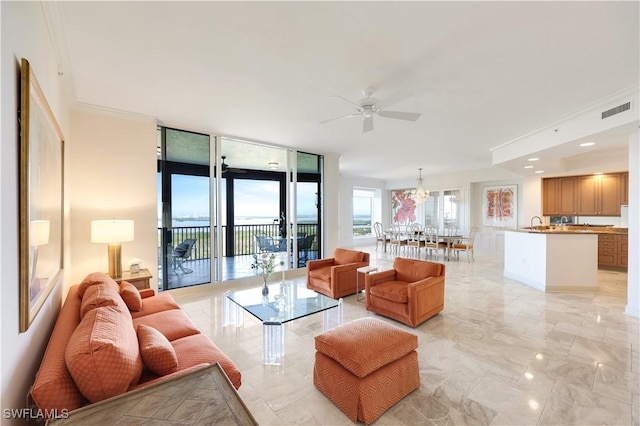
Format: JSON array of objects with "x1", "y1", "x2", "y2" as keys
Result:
[{"x1": 157, "y1": 175, "x2": 320, "y2": 219}]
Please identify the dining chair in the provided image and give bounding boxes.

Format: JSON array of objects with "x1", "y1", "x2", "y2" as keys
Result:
[
  {"x1": 407, "y1": 223, "x2": 426, "y2": 259},
  {"x1": 424, "y1": 226, "x2": 443, "y2": 259},
  {"x1": 449, "y1": 227, "x2": 478, "y2": 262},
  {"x1": 388, "y1": 224, "x2": 408, "y2": 255},
  {"x1": 438, "y1": 224, "x2": 460, "y2": 260},
  {"x1": 373, "y1": 222, "x2": 390, "y2": 252}
]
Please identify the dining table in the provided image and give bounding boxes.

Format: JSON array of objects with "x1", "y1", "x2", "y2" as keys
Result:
[{"x1": 435, "y1": 234, "x2": 463, "y2": 261}]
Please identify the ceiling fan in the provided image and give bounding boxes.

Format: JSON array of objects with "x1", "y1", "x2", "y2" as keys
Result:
[
  {"x1": 319, "y1": 88, "x2": 421, "y2": 133},
  {"x1": 220, "y1": 156, "x2": 246, "y2": 174}
]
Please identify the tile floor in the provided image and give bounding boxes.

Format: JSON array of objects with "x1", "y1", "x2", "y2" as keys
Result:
[{"x1": 170, "y1": 247, "x2": 638, "y2": 425}]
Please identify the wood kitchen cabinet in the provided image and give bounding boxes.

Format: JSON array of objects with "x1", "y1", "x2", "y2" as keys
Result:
[
  {"x1": 620, "y1": 172, "x2": 629, "y2": 206},
  {"x1": 618, "y1": 234, "x2": 628, "y2": 267},
  {"x1": 542, "y1": 177, "x2": 577, "y2": 216},
  {"x1": 598, "y1": 233, "x2": 628, "y2": 269},
  {"x1": 577, "y1": 173, "x2": 621, "y2": 216}
]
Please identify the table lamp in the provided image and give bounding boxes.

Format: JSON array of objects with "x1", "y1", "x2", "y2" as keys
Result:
[
  {"x1": 30, "y1": 219, "x2": 50, "y2": 280},
  {"x1": 91, "y1": 219, "x2": 134, "y2": 278}
]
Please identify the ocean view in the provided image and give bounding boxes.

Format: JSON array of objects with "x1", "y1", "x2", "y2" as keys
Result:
[{"x1": 160, "y1": 215, "x2": 324, "y2": 228}]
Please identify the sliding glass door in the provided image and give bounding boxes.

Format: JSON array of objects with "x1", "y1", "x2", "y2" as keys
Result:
[
  {"x1": 158, "y1": 129, "x2": 324, "y2": 287},
  {"x1": 157, "y1": 127, "x2": 211, "y2": 291}
]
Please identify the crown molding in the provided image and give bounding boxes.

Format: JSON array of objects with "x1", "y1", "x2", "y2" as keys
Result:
[
  {"x1": 41, "y1": 1, "x2": 76, "y2": 101},
  {"x1": 74, "y1": 102, "x2": 157, "y2": 123}
]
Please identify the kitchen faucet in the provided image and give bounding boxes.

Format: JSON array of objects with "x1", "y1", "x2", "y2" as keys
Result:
[
  {"x1": 560, "y1": 216, "x2": 569, "y2": 226},
  {"x1": 530, "y1": 216, "x2": 543, "y2": 228}
]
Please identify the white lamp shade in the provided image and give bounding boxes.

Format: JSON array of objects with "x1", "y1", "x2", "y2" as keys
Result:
[
  {"x1": 30, "y1": 220, "x2": 50, "y2": 246},
  {"x1": 91, "y1": 220, "x2": 134, "y2": 243}
]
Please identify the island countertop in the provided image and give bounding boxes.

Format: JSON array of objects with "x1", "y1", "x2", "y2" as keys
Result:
[
  {"x1": 504, "y1": 229, "x2": 599, "y2": 292},
  {"x1": 512, "y1": 226, "x2": 627, "y2": 235}
]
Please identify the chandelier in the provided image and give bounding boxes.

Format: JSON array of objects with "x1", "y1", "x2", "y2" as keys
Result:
[{"x1": 412, "y1": 168, "x2": 428, "y2": 204}]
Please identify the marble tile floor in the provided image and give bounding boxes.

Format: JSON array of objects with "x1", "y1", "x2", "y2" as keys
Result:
[
  {"x1": 170, "y1": 247, "x2": 638, "y2": 425},
  {"x1": 159, "y1": 252, "x2": 320, "y2": 290}
]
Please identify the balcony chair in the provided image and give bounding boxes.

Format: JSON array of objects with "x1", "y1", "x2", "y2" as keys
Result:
[
  {"x1": 365, "y1": 257, "x2": 445, "y2": 327},
  {"x1": 297, "y1": 234, "x2": 315, "y2": 267},
  {"x1": 172, "y1": 238, "x2": 196, "y2": 274},
  {"x1": 449, "y1": 227, "x2": 478, "y2": 262},
  {"x1": 254, "y1": 233, "x2": 281, "y2": 253},
  {"x1": 307, "y1": 248, "x2": 370, "y2": 299}
]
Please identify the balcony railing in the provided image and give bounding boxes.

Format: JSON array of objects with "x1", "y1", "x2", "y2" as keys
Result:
[{"x1": 160, "y1": 223, "x2": 319, "y2": 259}]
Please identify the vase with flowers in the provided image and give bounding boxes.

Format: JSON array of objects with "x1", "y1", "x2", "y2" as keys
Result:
[{"x1": 252, "y1": 252, "x2": 284, "y2": 296}]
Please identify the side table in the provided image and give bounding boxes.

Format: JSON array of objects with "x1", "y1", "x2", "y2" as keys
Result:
[
  {"x1": 46, "y1": 363, "x2": 257, "y2": 425},
  {"x1": 116, "y1": 268, "x2": 152, "y2": 290},
  {"x1": 356, "y1": 266, "x2": 378, "y2": 303}
]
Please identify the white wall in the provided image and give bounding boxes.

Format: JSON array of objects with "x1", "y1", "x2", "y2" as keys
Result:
[
  {"x1": 322, "y1": 153, "x2": 340, "y2": 256},
  {"x1": 68, "y1": 109, "x2": 157, "y2": 287},
  {"x1": 1, "y1": 2, "x2": 71, "y2": 420},
  {"x1": 626, "y1": 133, "x2": 639, "y2": 318}
]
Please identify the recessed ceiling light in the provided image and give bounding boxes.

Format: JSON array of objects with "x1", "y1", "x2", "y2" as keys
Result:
[
  {"x1": 594, "y1": 172, "x2": 603, "y2": 175},
  {"x1": 524, "y1": 165, "x2": 534, "y2": 169},
  {"x1": 528, "y1": 157, "x2": 539, "y2": 162},
  {"x1": 535, "y1": 170, "x2": 544, "y2": 174},
  {"x1": 580, "y1": 142, "x2": 595, "y2": 147}
]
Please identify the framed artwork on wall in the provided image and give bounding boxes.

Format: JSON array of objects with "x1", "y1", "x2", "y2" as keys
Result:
[
  {"x1": 483, "y1": 185, "x2": 517, "y2": 228},
  {"x1": 19, "y1": 58, "x2": 65, "y2": 332},
  {"x1": 391, "y1": 189, "x2": 417, "y2": 225}
]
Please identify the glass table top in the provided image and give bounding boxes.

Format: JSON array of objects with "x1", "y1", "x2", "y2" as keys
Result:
[{"x1": 226, "y1": 282, "x2": 339, "y2": 325}]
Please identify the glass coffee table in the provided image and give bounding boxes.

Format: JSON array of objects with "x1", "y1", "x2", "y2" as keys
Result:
[{"x1": 224, "y1": 282, "x2": 343, "y2": 365}]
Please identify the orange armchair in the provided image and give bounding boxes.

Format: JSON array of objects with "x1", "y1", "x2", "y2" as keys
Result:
[
  {"x1": 307, "y1": 248, "x2": 370, "y2": 299},
  {"x1": 365, "y1": 257, "x2": 445, "y2": 327}
]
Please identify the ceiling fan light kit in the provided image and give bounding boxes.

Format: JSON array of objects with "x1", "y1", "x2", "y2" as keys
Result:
[{"x1": 320, "y1": 88, "x2": 421, "y2": 133}]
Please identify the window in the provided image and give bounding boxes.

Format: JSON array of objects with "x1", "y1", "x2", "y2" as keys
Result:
[
  {"x1": 353, "y1": 188, "x2": 375, "y2": 236},
  {"x1": 443, "y1": 190, "x2": 461, "y2": 228}
]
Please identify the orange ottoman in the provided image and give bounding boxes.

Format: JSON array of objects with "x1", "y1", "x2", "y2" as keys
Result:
[{"x1": 313, "y1": 317, "x2": 419, "y2": 425}]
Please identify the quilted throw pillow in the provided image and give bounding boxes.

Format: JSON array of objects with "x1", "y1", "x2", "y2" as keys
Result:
[
  {"x1": 119, "y1": 281, "x2": 143, "y2": 312},
  {"x1": 77, "y1": 272, "x2": 119, "y2": 298},
  {"x1": 79, "y1": 283, "x2": 121, "y2": 319},
  {"x1": 137, "y1": 324, "x2": 178, "y2": 376},
  {"x1": 65, "y1": 306, "x2": 143, "y2": 403}
]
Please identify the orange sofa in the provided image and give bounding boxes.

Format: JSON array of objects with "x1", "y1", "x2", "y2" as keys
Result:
[
  {"x1": 307, "y1": 248, "x2": 370, "y2": 299},
  {"x1": 30, "y1": 272, "x2": 241, "y2": 419},
  {"x1": 365, "y1": 257, "x2": 445, "y2": 327}
]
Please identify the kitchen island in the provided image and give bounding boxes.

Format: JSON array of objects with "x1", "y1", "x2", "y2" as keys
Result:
[{"x1": 504, "y1": 228, "x2": 599, "y2": 292}]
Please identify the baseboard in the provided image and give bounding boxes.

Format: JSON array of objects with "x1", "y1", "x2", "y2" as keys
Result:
[{"x1": 545, "y1": 286, "x2": 599, "y2": 293}]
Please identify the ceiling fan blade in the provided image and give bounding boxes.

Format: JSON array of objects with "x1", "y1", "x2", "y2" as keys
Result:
[
  {"x1": 374, "y1": 89, "x2": 414, "y2": 110},
  {"x1": 319, "y1": 113, "x2": 360, "y2": 124},
  {"x1": 329, "y1": 94, "x2": 361, "y2": 109},
  {"x1": 363, "y1": 115, "x2": 374, "y2": 133},
  {"x1": 377, "y1": 110, "x2": 421, "y2": 121}
]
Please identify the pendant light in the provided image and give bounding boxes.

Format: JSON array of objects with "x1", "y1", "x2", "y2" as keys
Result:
[{"x1": 413, "y1": 168, "x2": 428, "y2": 204}]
